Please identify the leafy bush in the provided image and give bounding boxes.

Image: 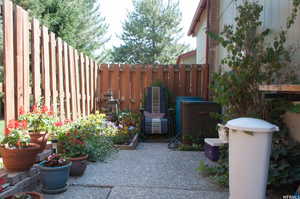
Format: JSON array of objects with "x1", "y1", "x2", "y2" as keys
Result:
[
  {"x1": 203, "y1": 0, "x2": 300, "y2": 189},
  {"x1": 86, "y1": 135, "x2": 116, "y2": 162}
]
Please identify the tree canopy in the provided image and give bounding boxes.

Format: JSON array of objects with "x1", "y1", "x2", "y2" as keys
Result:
[
  {"x1": 13, "y1": 0, "x2": 110, "y2": 62},
  {"x1": 110, "y1": 0, "x2": 188, "y2": 64}
]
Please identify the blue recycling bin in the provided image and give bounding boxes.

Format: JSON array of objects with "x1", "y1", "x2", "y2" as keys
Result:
[{"x1": 175, "y1": 96, "x2": 203, "y2": 135}]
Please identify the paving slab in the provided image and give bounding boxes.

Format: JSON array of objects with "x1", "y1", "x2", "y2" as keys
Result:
[
  {"x1": 69, "y1": 143, "x2": 222, "y2": 191},
  {"x1": 43, "y1": 186, "x2": 111, "y2": 199},
  {"x1": 108, "y1": 186, "x2": 229, "y2": 199}
]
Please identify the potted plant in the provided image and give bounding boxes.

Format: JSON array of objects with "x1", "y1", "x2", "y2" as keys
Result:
[
  {"x1": 19, "y1": 105, "x2": 56, "y2": 152},
  {"x1": 5, "y1": 192, "x2": 43, "y2": 199},
  {"x1": 0, "y1": 120, "x2": 40, "y2": 171},
  {"x1": 37, "y1": 154, "x2": 71, "y2": 194},
  {"x1": 72, "y1": 112, "x2": 116, "y2": 162},
  {"x1": 57, "y1": 126, "x2": 89, "y2": 176}
]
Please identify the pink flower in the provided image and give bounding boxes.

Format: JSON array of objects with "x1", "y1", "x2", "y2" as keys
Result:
[
  {"x1": 19, "y1": 120, "x2": 27, "y2": 129},
  {"x1": 4, "y1": 128, "x2": 10, "y2": 136},
  {"x1": 54, "y1": 121, "x2": 64, "y2": 127},
  {"x1": 7, "y1": 120, "x2": 19, "y2": 129},
  {"x1": 41, "y1": 105, "x2": 48, "y2": 113},
  {"x1": 31, "y1": 105, "x2": 38, "y2": 113}
]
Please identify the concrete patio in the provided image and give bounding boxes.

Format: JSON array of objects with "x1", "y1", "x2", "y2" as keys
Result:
[{"x1": 44, "y1": 143, "x2": 229, "y2": 199}]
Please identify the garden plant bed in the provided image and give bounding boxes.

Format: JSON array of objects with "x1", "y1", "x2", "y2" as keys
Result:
[{"x1": 114, "y1": 133, "x2": 139, "y2": 150}]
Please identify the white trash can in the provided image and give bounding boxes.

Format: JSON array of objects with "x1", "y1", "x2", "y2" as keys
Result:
[{"x1": 225, "y1": 118, "x2": 279, "y2": 199}]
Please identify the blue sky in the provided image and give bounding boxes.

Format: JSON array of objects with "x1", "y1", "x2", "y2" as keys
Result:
[{"x1": 99, "y1": 0, "x2": 199, "y2": 49}]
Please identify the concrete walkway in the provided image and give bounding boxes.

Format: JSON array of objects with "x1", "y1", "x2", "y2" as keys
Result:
[{"x1": 45, "y1": 143, "x2": 229, "y2": 199}]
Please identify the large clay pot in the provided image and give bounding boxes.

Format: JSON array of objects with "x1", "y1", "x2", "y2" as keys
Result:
[
  {"x1": 283, "y1": 111, "x2": 300, "y2": 142},
  {"x1": 30, "y1": 132, "x2": 48, "y2": 152},
  {"x1": 69, "y1": 155, "x2": 88, "y2": 176},
  {"x1": 0, "y1": 143, "x2": 40, "y2": 172},
  {"x1": 38, "y1": 161, "x2": 71, "y2": 194},
  {"x1": 5, "y1": 192, "x2": 43, "y2": 199}
]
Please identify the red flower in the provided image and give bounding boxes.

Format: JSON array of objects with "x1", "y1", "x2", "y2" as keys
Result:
[
  {"x1": 4, "y1": 128, "x2": 10, "y2": 136},
  {"x1": 19, "y1": 120, "x2": 27, "y2": 129},
  {"x1": 19, "y1": 106, "x2": 25, "y2": 115},
  {"x1": 54, "y1": 121, "x2": 64, "y2": 127},
  {"x1": 31, "y1": 105, "x2": 38, "y2": 113},
  {"x1": 7, "y1": 120, "x2": 19, "y2": 129},
  {"x1": 41, "y1": 105, "x2": 48, "y2": 113}
]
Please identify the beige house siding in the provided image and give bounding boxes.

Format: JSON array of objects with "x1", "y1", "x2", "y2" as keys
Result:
[
  {"x1": 195, "y1": 9, "x2": 208, "y2": 64},
  {"x1": 178, "y1": 55, "x2": 196, "y2": 64},
  {"x1": 216, "y1": 0, "x2": 300, "y2": 72}
]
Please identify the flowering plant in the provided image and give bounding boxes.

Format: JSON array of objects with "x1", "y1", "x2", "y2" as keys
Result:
[
  {"x1": 43, "y1": 154, "x2": 69, "y2": 167},
  {"x1": 50, "y1": 119, "x2": 72, "y2": 140},
  {"x1": 18, "y1": 105, "x2": 57, "y2": 133},
  {"x1": 57, "y1": 127, "x2": 88, "y2": 158},
  {"x1": 1, "y1": 120, "x2": 30, "y2": 148}
]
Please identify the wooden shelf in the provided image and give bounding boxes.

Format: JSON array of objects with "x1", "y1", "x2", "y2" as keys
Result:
[{"x1": 259, "y1": 84, "x2": 300, "y2": 93}]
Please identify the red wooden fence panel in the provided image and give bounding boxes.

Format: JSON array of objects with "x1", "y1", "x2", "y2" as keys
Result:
[
  {"x1": 85, "y1": 56, "x2": 90, "y2": 115},
  {"x1": 56, "y1": 38, "x2": 65, "y2": 120},
  {"x1": 63, "y1": 41, "x2": 71, "y2": 119},
  {"x1": 15, "y1": 6, "x2": 24, "y2": 117},
  {"x1": 3, "y1": 0, "x2": 15, "y2": 124},
  {"x1": 79, "y1": 53, "x2": 86, "y2": 116},
  {"x1": 74, "y1": 50, "x2": 81, "y2": 117},
  {"x1": 32, "y1": 18, "x2": 41, "y2": 106},
  {"x1": 49, "y1": 32, "x2": 57, "y2": 113},
  {"x1": 22, "y1": 9, "x2": 30, "y2": 112},
  {"x1": 68, "y1": 46, "x2": 77, "y2": 120},
  {"x1": 2, "y1": 0, "x2": 210, "y2": 124}
]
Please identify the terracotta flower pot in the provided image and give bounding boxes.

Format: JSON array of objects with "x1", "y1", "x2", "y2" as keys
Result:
[
  {"x1": 69, "y1": 155, "x2": 88, "y2": 176},
  {"x1": 30, "y1": 132, "x2": 49, "y2": 152},
  {"x1": 0, "y1": 143, "x2": 40, "y2": 172},
  {"x1": 5, "y1": 192, "x2": 43, "y2": 199}
]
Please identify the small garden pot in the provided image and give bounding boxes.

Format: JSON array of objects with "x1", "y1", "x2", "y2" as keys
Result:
[
  {"x1": 38, "y1": 161, "x2": 71, "y2": 194},
  {"x1": 69, "y1": 155, "x2": 88, "y2": 176},
  {"x1": 0, "y1": 143, "x2": 40, "y2": 172},
  {"x1": 5, "y1": 192, "x2": 43, "y2": 199},
  {"x1": 30, "y1": 132, "x2": 49, "y2": 152}
]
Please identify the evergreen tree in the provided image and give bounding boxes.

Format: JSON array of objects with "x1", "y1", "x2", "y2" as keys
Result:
[
  {"x1": 13, "y1": 0, "x2": 110, "y2": 62},
  {"x1": 111, "y1": 0, "x2": 188, "y2": 64}
]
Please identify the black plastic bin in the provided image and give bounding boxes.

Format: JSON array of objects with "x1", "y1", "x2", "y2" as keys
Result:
[{"x1": 180, "y1": 101, "x2": 221, "y2": 144}]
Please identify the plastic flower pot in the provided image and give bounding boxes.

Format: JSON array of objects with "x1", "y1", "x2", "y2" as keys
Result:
[
  {"x1": 0, "y1": 143, "x2": 40, "y2": 172},
  {"x1": 29, "y1": 132, "x2": 49, "y2": 152},
  {"x1": 5, "y1": 192, "x2": 43, "y2": 199},
  {"x1": 38, "y1": 161, "x2": 71, "y2": 194},
  {"x1": 69, "y1": 155, "x2": 88, "y2": 176}
]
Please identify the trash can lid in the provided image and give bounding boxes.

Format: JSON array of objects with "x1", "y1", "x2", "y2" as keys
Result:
[{"x1": 225, "y1": 117, "x2": 279, "y2": 133}]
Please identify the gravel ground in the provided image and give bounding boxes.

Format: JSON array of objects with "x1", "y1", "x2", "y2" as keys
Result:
[{"x1": 44, "y1": 143, "x2": 228, "y2": 199}]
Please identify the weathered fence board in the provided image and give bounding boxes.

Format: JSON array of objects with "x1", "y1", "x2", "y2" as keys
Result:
[
  {"x1": 32, "y1": 18, "x2": 41, "y2": 106},
  {"x1": 3, "y1": 0, "x2": 15, "y2": 125}
]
